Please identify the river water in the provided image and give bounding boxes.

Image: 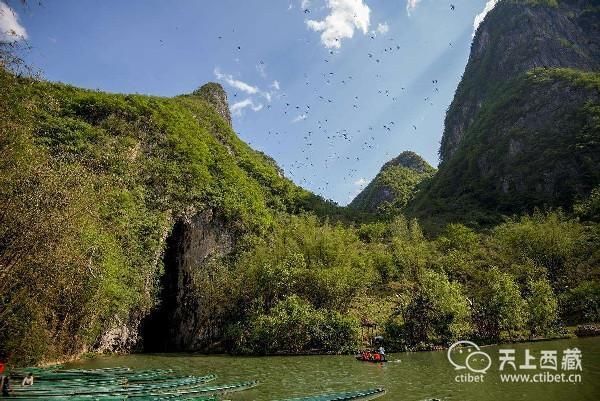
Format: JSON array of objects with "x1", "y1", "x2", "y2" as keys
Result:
[{"x1": 66, "y1": 337, "x2": 599, "y2": 400}]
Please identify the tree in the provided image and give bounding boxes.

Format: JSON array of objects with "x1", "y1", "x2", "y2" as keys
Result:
[
  {"x1": 473, "y1": 268, "x2": 527, "y2": 341},
  {"x1": 574, "y1": 186, "x2": 600, "y2": 222},
  {"x1": 437, "y1": 223, "x2": 479, "y2": 253},
  {"x1": 398, "y1": 270, "x2": 472, "y2": 346},
  {"x1": 492, "y1": 211, "x2": 584, "y2": 291},
  {"x1": 525, "y1": 278, "x2": 558, "y2": 337},
  {"x1": 560, "y1": 281, "x2": 600, "y2": 324}
]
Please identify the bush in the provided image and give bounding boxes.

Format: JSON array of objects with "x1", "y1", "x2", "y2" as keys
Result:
[
  {"x1": 393, "y1": 270, "x2": 472, "y2": 346},
  {"x1": 525, "y1": 278, "x2": 558, "y2": 336},
  {"x1": 242, "y1": 296, "x2": 357, "y2": 354},
  {"x1": 492, "y1": 211, "x2": 585, "y2": 290},
  {"x1": 560, "y1": 281, "x2": 600, "y2": 324},
  {"x1": 472, "y1": 268, "x2": 527, "y2": 341},
  {"x1": 238, "y1": 215, "x2": 375, "y2": 311},
  {"x1": 574, "y1": 186, "x2": 600, "y2": 222}
]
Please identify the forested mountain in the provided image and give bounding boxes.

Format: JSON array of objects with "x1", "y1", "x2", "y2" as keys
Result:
[
  {"x1": 0, "y1": 70, "x2": 338, "y2": 361},
  {"x1": 407, "y1": 0, "x2": 600, "y2": 227},
  {"x1": 349, "y1": 151, "x2": 435, "y2": 215}
]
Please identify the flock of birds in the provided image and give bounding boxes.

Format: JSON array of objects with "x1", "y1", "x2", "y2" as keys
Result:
[{"x1": 217, "y1": 3, "x2": 459, "y2": 200}]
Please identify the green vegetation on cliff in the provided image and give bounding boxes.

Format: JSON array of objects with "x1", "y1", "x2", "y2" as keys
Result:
[
  {"x1": 349, "y1": 151, "x2": 435, "y2": 215},
  {"x1": 0, "y1": 68, "x2": 335, "y2": 363},
  {"x1": 440, "y1": 0, "x2": 599, "y2": 163},
  {"x1": 408, "y1": 0, "x2": 600, "y2": 230},
  {"x1": 409, "y1": 68, "x2": 600, "y2": 228}
]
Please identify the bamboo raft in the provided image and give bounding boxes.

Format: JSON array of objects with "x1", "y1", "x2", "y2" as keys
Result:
[
  {"x1": 7, "y1": 366, "x2": 386, "y2": 400},
  {"x1": 7, "y1": 367, "x2": 246, "y2": 400},
  {"x1": 275, "y1": 388, "x2": 386, "y2": 401}
]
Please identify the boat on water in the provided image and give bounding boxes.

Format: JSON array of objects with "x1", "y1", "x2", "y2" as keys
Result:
[
  {"x1": 276, "y1": 387, "x2": 386, "y2": 401},
  {"x1": 356, "y1": 324, "x2": 388, "y2": 363},
  {"x1": 355, "y1": 351, "x2": 387, "y2": 363}
]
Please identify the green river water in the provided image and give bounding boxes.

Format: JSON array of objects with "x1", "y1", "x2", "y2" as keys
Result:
[{"x1": 64, "y1": 337, "x2": 600, "y2": 401}]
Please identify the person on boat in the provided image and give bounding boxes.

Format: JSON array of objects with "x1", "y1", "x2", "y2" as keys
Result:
[
  {"x1": 378, "y1": 346, "x2": 385, "y2": 356},
  {"x1": 1, "y1": 375, "x2": 11, "y2": 397},
  {"x1": 22, "y1": 373, "x2": 33, "y2": 386}
]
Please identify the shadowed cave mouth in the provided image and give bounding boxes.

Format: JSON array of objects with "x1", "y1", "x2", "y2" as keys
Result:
[
  {"x1": 141, "y1": 210, "x2": 234, "y2": 352},
  {"x1": 141, "y1": 220, "x2": 185, "y2": 352}
]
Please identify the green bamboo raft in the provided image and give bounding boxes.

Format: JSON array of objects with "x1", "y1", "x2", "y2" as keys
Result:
[
  {"x1": 7, "y1": 366, "x2": 386, "y2": 400},
  {"x1": 11, "y1": 375, "x2": 221, "y2": 397},
  {"x1": 275, "y1": 388, "x2": 386, "y2": 401},
  {"x1": 7, "y1": 367, "x2": 250, "y2": 400}
]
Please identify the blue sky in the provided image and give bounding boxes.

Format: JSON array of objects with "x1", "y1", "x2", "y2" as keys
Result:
[{"x1": 3, "y1": 0, "x2": 497, "y2": 205}]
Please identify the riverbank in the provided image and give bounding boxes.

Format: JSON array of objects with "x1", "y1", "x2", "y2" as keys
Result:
[{"x1": 10, "y1": 324, "x2": 596, "y2": 371}]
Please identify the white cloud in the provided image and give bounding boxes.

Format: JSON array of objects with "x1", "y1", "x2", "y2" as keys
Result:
[
  {"x1": 292, "y1": 114, "x2": 308, "y2": 123},
  {"x1": 306, "y1": 0, "x2": 371, "y2": 49},
  {"x1": 214, "y1": 68, "x2": 281, "y2": 116},
  {"x1": 473, "y1": 0, "x2": 498, "y2": 36},
  {"x1": 375, "y1": 22, "x2": 389, "y2": 35},
  {"x1": 214, "y1": 68, "x2": 259, "y2": 95},
  {"x1": 230, "y1": 99, "x2": 252, "y2": 114},
  {"x1": 301, "y1": 0, "x2": 311, "y2": 9},
  {"x1": 405, "y1": 0, "x2": 422, "y2": 16},
  {"x1": 230, "y1": 98, "x2": 263, "y2": 116},
  {"x1": 354, "y1": 177, "x2": 368, "y2": 186},
  {"x1": 260, "y1": 80, "x2": 281, "y2": 103},
  {"x1": 0, "y1": 1, "x2": 27, "y2": 42}
]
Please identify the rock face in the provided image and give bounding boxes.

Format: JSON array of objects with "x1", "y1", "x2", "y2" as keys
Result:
[
  {"x1": 94, "y1": 314, "x2": 143, "y2": 353},
  {"x1": 409, "y1": 0, "x2": 600, "y2": 227},
  {"x1": 193, "y1": 83, "x2": 232, "y2": 127},
  {"x1": 349, "y1": 151, "x2": 435, "y2": 214},
  {"x1": 439, "y1": 0, "x2": 600, "y2": 163},
  {"x1": 142, "y1": 209, "x2": 235, "y2": 352}
]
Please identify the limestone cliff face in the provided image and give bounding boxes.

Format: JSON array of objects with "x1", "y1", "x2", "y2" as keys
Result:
[
  {"x1": 142, "y1": 209, "x2": 235, "y2": 352},
  {"x1": 408, "y1": 0, "x2": 600, "y2": 226},
  {"x1": 410, "y1": 69, "x2": 600, "y2": 222},
  {"x1": 439, "y1": 0, "x2": 600, "y2": 163},
  {"x1": 94, "y1": 314, "x2": 143, "y2": 354},
  {"x1": 193, "y1": 82, "x2": 232, "y2": 127}
]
